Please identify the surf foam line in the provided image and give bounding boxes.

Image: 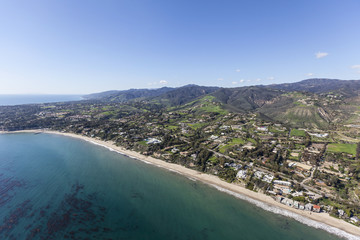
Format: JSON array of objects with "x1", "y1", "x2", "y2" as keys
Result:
[
  {"x1": 82, "y1": 138, "x2": 193, "y2": 178},
  {"x1": 210, "y1": 184, "x2": 359, "y2": 240}
]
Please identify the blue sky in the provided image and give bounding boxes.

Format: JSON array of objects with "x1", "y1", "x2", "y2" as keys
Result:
[{"x1": 1, "y1": 0, "x2": 359, "y2": 94}]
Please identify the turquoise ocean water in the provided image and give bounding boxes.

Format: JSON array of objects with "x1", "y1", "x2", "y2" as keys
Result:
[{"x1": 0, "y1": 133, "x2": 355, "y2": 239}]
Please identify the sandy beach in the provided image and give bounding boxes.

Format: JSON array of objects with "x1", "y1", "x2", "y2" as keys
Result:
[{"x1": 2, "y1": 129, "x2": 360, "y2": 239}]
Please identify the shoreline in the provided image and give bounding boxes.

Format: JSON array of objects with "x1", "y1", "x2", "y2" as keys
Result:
[{"x1": 2, "y1": 130, "x2": 360, "y2": 239}]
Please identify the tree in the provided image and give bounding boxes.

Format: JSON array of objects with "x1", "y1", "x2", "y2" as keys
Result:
[{"x1": 356, "y1": 142, "x2": 360, "y2": 161}]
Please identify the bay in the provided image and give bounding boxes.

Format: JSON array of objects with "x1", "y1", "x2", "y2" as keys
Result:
[{"x1": 0, "y1": 133, "x2": 347, "y2": 239}]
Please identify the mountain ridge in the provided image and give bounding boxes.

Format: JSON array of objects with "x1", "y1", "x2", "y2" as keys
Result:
[
  {"x1": 85, "y1": 78, "x2": 360, "y2": 101},
  {"x1": 81, "y1": 78, "x2": 360, "y2": 129}
]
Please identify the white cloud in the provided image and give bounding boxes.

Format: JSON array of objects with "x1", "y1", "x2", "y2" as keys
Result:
[
  {"x1": 231, "y1": 81, "x2": 237, "y2": 85},
  {"x1": 255, "y1": 78, "x2": 261, "y2": 82},
  {"x1": 307, "y1": 73, "x2": 314, "y2": 76},
  {"x1": 159, "y1": 80, "x2": 168, "y2": 85},
  {"x1": 267, "y1": 77, "x2": 275, "y2": 80},
  {"x1": 351, "y1": 65, "x2": 360, "y2": 69},
  {"x1": 315, "y1": 52, "x2": 328, "y2": 59},
  {"x1": 235, "y1": 69, "x2": 241, "y2": 72},
  {"x1": 217, "y1": 78, "x2": 224, "y2": 81},
  {"x1": 239, "y1": 79, "x2": 244, "y2": 83}
]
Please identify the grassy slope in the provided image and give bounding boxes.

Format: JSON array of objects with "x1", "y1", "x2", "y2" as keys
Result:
[
  {"x1": 327, "y1": 143, "x2": 357, "y2": 156},
  {"x1": 290, "y1": 129, "x2": 306, "y2": 137}
]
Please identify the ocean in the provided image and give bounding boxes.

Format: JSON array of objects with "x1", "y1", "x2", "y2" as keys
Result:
[
  {"x1": 0, "y1": 94, "x2": 83, "y2": 106},
  {"x1": 0, "y1": 133, "x2": 353, "y2": 239}
]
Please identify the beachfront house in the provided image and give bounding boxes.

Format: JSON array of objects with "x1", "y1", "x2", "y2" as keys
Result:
[
  {"x1": 299, "y1": 203, "x2": 305, "y2": 210},
  {"x1": 262, "y1": 174, "x2": 274, "y2": 183},
  {"x1": 338, "y1": 209, "x2": 345, "y2": 217},
  {"x1": 313, "y1": 205, "x2": 321, "y2": 213},
  {"x1": 305, "y1": 203, "x2": 313, "y2": 211},
  {"x1": 350, "y1": 216, "x2": 359, "y2": 223},
  {"x1": 286, "y1": 199, "x2": 294, "y2": 207},
  {"x1": 254, "y1": 171, "x2": 265, "y2": 179}
]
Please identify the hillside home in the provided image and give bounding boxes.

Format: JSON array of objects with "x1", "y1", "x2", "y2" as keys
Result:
[
  {"x1": 256, "y1": 126, "x2": 268, "y2": 131},
  {"x1": 145, "y1": 138, "x2": 162, "y2": 144}
]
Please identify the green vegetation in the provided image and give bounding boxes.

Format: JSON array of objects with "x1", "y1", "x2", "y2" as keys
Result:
[
  {"x1": 290, "y1": 129, "x2": 306, "y2": 137},
  {"x1": 292, "y1": 196, "x2": 306, "y2": 202},
  {"x1": 208, "y1": 155, "x2": 218, "y2": 164},
  {"x1": 138, "y1": 140, "x2": 147, "y2": 146},
  {"x1": 288, "y1": 152, "x2": 300, "y2": 161},
  {"x1": 218, "y1": 138, "x2": 245, "y2": 153},
  {"x1": 165, "y1": 125, "x2": 178, "y2": 130},
  {"x1": 218, "y1": 168, "x2": 237, "y2": 182},
  {"x1": 199, "y1": 104, "x2": 227, "y2": 114},
  {"x1": 188, "y1": 122, "x2": 207, "y2": 130},
  {"x1": 201, "y1": 95, "x2": 216, "y2": 101},
  {"x1": 229, "y1": 138, "x2": 245, "y2": 145},
  {"x1": 294, "y1": 102, "x2": 307, "y2": 107},
  {"x1": 99, "y1": 111, "x2": 114, "y2": 116},
  {"x1": 327, "y1": 143, "x2": 357, "y2": 156}
]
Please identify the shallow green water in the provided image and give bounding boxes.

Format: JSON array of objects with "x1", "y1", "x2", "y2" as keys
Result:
[{"x1": 0, "y1": 133, "x2": 350, "y2": 239}]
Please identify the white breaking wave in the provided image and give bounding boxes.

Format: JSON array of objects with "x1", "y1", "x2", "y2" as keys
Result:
[
  {"x1": 187, "y1": 177, "x2": 197, "y2": 182},
  {"x1": 211, "y1": 185, "x2": 360, "y2": 240}
]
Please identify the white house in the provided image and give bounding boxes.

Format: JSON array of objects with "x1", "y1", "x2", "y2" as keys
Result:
[
  {"x1": 305, "y1": 203, "x2": 313, "y2": 211},
  {"x1": 350, "y1": 216, "x2": 359, "y2": 223},
  {"x1": 236, "y1": 170, "x2": 247, "y2": 179},
  {"x1": 146, "y1": 138, "x2": 162, "y2": 144},
  {"x1": 273, "y1": 180, "x2": 292, "y2": 187}
]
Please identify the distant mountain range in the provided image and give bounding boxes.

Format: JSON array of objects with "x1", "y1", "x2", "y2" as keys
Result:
[
  {"x1": 267, "y1": 78, "x2": 360, "y2": 96},
  {"x1": 83, "y1": 78, "x2": 360, "y2": 129},
  {"x1": 84, "y1": 84, "x2": 220, "y2": 105},
  {"x1": 84, "y1": 78, "x2": 360, "y2": 104},
  {"x1": 83, "y1": 87, "x2": 175, "y2": 102}
]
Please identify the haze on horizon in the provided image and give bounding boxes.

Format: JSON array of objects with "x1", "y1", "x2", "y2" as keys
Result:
[{"x1": 1, "y1": 0, "x2": 360, "y2": 94}]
